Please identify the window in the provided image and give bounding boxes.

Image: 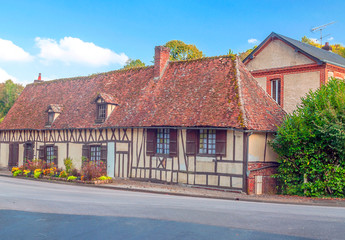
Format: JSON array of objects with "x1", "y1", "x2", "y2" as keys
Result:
[
  {"x1": 199, "y1": 129, "x2": 216, "y2": 155},
  {"x1": 90, "y1": 145, "x2": 101, "y2": 163},
  {"x1": 47, "y1": 112, "x2": 55, "y2": 125},
  {"x1": 82, "y1": 145, "x2": 107, "y2": 164},
  {"x1": 46, "y1": 146, "x2": 55, "y2": 164},
  {"x1": 97, "y1": 104, "x2": 106, "y2": 121},
  {"x1": 38, "y1": 145, "x2": 58, "y2": 166},
  {"x1": 271, "y1": 79, "x2": 281, "y2": 105},
  {"x1": 146, "y1": 129, "x2": 177, "y2": 156},
  {"x1": 23, "y1": 142, "x2": 34, "y2": 163},
  {"x1": 157, "y1": 129, "x2": 170, "y2": 154},
  {"x1": 186, "y1": 129, "x2": 226, "y2": 156}
]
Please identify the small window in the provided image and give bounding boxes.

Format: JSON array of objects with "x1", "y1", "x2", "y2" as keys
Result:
[
  {"x1": 271, "y1": 79, "x2": 281, "y2": 105},
  {"x1": 90, "y1": 145, "x2": 101, "y2": 164},
  {"x1": 48, "y1": 112, "x2": 54, "y2": 124},
  {"x1": 157, "y1": 129, "x2": 170, "y2": 154},
  {"x1": 23, "y1": 142, "x2": 34, "y2": 163},
  {"x1": 46, "y1": 146, "x2": 55, "y2": 164},
  {"x1": 199, "y1": 129, "x2": 216, "y2": 155},
  {"x1": 97, "y1": 104, "x2": 106, "y2": 122}
]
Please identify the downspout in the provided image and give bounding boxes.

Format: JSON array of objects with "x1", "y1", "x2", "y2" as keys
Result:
[{"x1": 242, "y1": 131, "x2": 253, "y2": 194}]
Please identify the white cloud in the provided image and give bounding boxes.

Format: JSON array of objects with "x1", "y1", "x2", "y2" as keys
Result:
[
  {"x1": 0, "y1": 39, "x2": 32, "y2": 62},
  {"x1": 35, "y1": 37, "x2": 128, "y2": 66},
  {"x1": 0, "y1": 68, "x2": 17, "y2": 82},
  {"x1": 327, "y1": 37, "x2": 334, "y2": 41},
  {"x1": 248, "y1": 38, "x2": 258, "y2": 44}
]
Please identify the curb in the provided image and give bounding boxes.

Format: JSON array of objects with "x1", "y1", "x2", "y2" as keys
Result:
[{"x1": 1, "y1": 173, "x2": 345, "y2": 208}]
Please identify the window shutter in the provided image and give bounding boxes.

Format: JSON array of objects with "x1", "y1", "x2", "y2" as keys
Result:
[
  {"x1": 146, "y1": 129, "x2": 157, "y2": 156},
  {"x1": 101, "y1": 145, "x2": 107, "y2": 163},
  {"x1": 53, "y1": 146, "x2": 58, "y2": 166},
  {"x1": 39, "y1": 146, "x2": 45, "y2": 160},
  {"x1": 29, "y1": 143, "x2": 34, "y2": 161},
  {"x1": 169, "y1": 129, "x2": 178, "y2": 157},
  {"x1": 23, "y1": 143, "x2": 27, "y2": 162},
  {"x1": 216, "y1": 130, "x2": 227, "y2": 156},
  {"x1": 8, "y1": 144, "x2": 13, "y2": 166},
  {"x1": 82, "y1": 145, "x2": 90, "y2": 161},
  {"x1": 186, "y1": 129, "x2": 197, "y2": 155}
]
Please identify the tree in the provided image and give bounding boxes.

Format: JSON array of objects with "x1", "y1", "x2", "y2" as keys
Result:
[
  {"x1": 238, "y1": 46, "x2": 257, "y2": 61},
  {"x1": 302, "y1": 36, "x2": 345, "y2": 58},
  {"x1": 123, "y1": 59, "x2": 146, "y2": 69},
  {"x1": 0, "y1": 79, "x2": 24, "y2": 122},
  {"x1": 164, "y1": 40, "x2": 203, "y2": 61},
  {"x1": 271, "y1": 78, "x2": 345, "y2": 197}
]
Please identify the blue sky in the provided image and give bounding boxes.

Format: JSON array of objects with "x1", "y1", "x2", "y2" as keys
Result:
[{"x1": 0, "y1": 0, "x2": 344, "y2": 85}]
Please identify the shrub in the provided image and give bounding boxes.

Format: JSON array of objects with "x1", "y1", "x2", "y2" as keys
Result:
[
  {"x1": 59, "y1": 170, "x2": 67, "y2": 178},
  {"x1": 34, "y1": 170, "x2": 41, "y2": 179},
  {"x1": 271, "y1": 78, "x2": 345, "y2": 197},
  {"x1": 98, "y1": 176, "x2": 112, "y2": 180},
  {"x1": 81, "y1": 161, "x2": 106, "y2": 181},
  {"x1": 64, "y1": 158, "x2": 74, "y2": 174},
  {"x1": 13, "y1": 170, "x2": 22, "y2": 177},
  {"x1": 67, "y1": 176, "x2": 77, "y2": 181}
]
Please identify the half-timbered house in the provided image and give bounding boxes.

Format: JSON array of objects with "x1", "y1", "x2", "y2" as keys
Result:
[{"x1": 0, "y1": 46, "x2": 285, "y2": 194}]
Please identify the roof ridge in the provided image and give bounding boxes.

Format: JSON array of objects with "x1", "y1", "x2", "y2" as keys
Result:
[
  {"x1": 27, "y1": 65, "x2": 154, "y2": 86},
  {"x1": 235, "y1": 57, "x2": 248, "y2": 128}
]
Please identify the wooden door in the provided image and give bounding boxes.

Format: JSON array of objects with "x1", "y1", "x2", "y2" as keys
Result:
[
  {"x1": 114, "y1": 141, "x2": 131, "y2": 178},
  {"x1": 8, "y1": 143, "x2": 19, "y2": 168}
]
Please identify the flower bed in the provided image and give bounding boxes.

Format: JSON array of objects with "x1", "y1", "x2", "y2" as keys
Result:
[{"x1": 11, "y1": 158, "x2": 112, "y2": 184}]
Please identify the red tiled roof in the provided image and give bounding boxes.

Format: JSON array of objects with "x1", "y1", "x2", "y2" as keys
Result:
[{"x1": 0, "y1": 57, "x2": 285, "y2": 131}]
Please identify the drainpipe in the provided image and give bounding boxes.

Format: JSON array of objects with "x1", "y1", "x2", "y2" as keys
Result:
[{"x1": 242, "y1": 131, "x2": 253, "y2": 194}]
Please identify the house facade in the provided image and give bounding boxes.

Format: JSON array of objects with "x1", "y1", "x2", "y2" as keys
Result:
[
  {"x1": 0, "y1": 46, "x2": 285, "y2": 194},
  {"x1": 243, "y1": 32, "x2": 345, "y2": 113}
]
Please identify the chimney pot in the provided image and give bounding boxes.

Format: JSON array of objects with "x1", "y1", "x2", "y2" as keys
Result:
[
  {"x1": 322, "y1": 42, "x2": 333, "y2": 52},
  {"x1": 154, "y1": 46, "x2": 170, "y2": 80},
  {"x1": 34, "y1": 73, "x2": 43, "y2": 83}
]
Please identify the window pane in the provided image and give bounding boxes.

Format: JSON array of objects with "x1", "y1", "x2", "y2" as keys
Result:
[{"x1": 156, "y1": 129, "x2": 170, "y2": 154}]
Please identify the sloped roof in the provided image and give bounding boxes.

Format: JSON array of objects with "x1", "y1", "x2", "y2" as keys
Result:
[
  {"x1": 244, "y1": 32, "x2": 345, "y2": 68},
  {"x1": 0, "y1": 56, "x2": 285, "y2": 131}
]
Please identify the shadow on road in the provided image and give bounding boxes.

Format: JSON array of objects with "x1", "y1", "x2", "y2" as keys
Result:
[{"x1": 0, "y1": 210, "x2": 311, "y2": 240}]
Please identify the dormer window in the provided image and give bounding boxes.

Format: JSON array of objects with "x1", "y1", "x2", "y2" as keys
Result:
[
  {"x1": 97, "y1": 99, "x2": 106, "y2": 123},
  {"x1": 93, "y1": 93, "x2": 118, "y2": 124},
  {"x1": 45, "y1": 104, "x2": 63, "y2": 127},
  {"x1": 48, "y1": 112, "x2": 55, "y2": 124}
]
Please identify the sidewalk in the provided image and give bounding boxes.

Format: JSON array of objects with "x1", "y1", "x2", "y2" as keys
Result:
[{"x1": 1, "y1": 170, "x2": 345, "y2": 207}]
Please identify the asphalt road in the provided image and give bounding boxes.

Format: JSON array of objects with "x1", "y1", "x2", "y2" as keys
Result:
[{"x1": 0, "y1": 177, "x2": 344, "y2": 240}]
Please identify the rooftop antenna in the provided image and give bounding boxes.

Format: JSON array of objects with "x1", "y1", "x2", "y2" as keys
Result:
[{"x1": 311, "y1": 21, "x2": 335, "y2": 46}]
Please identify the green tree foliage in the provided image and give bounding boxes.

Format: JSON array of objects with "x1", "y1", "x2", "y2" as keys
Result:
[
  {"x1": 123, "y1": 59, "x2": 146, "y2": 69},
  {"x1": 164, "y1": 40, "x2": 203, "y2": 61},
  {"x1": 0, "y1": 79, "x2": 24, "y2": 122},
  {"x1": 302, "y1": 36, "x2": 345, "y2": 58},
  {"x1": 271, "y1": 78, "x2": 345, "y2": 197},
  {"x1": 238, "y1": 46, "x2": 257, "y2": 61}
]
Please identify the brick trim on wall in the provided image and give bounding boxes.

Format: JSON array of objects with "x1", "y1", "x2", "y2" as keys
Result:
[{"x1": 266, "y1": 74, "x2": 284, "y2": 108}]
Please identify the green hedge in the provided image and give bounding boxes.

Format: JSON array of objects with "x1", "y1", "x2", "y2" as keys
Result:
[{"x1": 271, "y1": 78, "x2": 345, "y2": 197}]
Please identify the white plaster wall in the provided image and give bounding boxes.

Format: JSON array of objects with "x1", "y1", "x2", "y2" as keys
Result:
[
  {"x1": 0, "y1": 143, "x2": 9, "y2": 168},
  {"x1": 246, "y1": 39, "x2": 314, "y2": 71},
  {"x1": 69, "y1": 143, "x2": 82, "y2": 170},
  {"x1": 55, "y1": 143, "x2": 67, "y2": 169},
  {"x1": 248, "y1": 133, "x2": 278, "y2": 163},
  {"x1": 284, "y1": 71, "x2": 320, "y2": 114}
]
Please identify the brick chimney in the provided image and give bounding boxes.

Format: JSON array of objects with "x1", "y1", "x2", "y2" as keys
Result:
[
  {"x1": 154, "y1": 46, "x2": 170, "y2": 80},
  {"x1": 34, "y1": 73, "x2": 43, "y2": 83},
  {"x1": 322, "y1": 42, "x2": 333, "y2": 52}
]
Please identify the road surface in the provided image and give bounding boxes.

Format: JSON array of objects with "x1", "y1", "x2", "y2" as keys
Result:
[{"x1": 0, "y1": 176, "x2": 344, "y2": 239}]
